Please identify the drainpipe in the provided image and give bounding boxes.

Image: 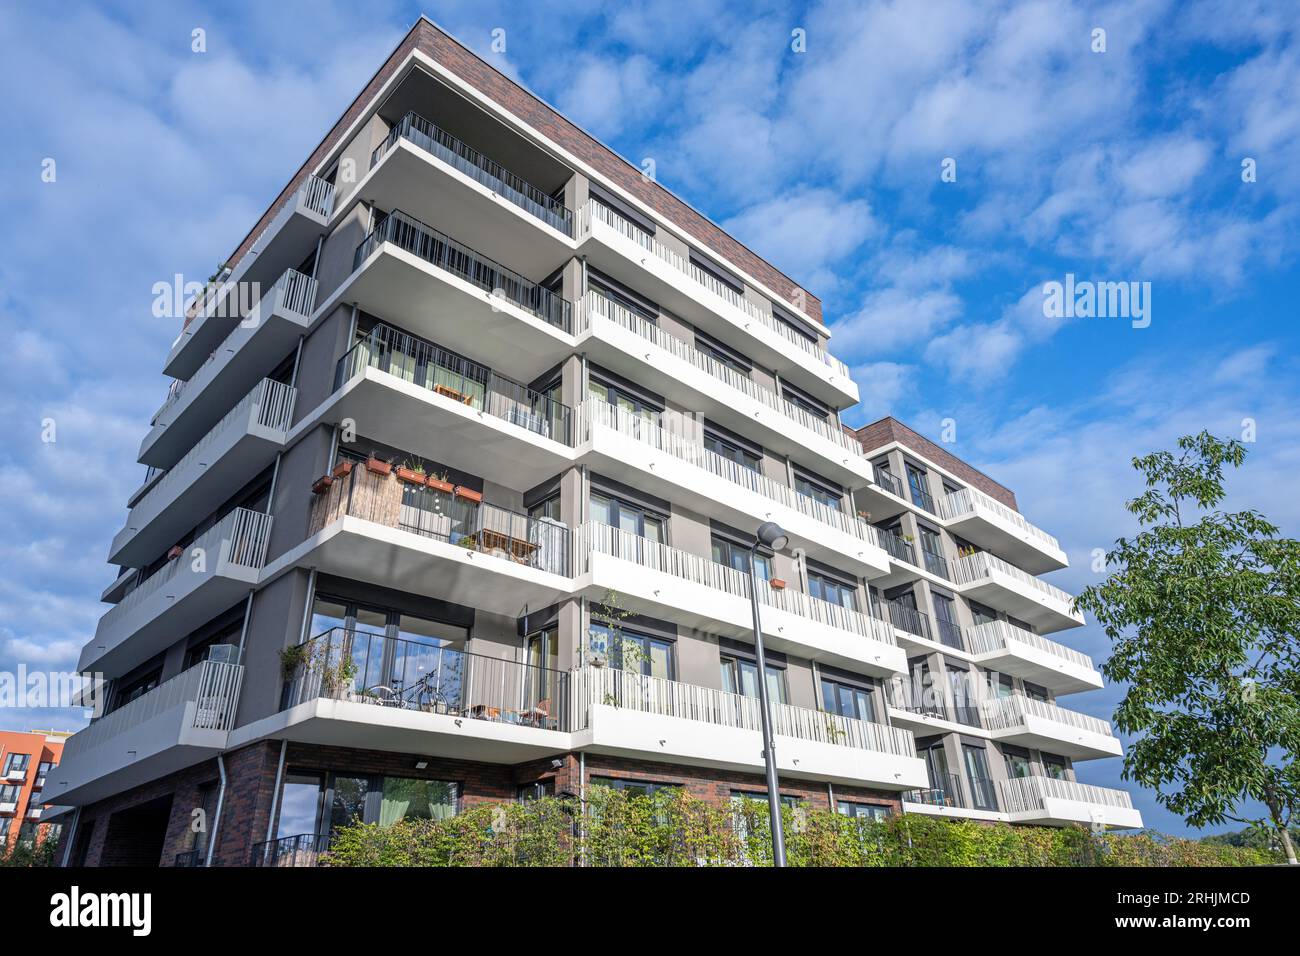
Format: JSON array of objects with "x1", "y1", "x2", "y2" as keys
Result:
[
  {"x1": 265, "y1": 455, "x2": 282, "y2": 518},
  {"x1": 289, "y1": 335, "x2": 305, "y2": 388},
  {"x1": 204, "y1": 754, "x2": 227, "y2": 867},
  {"x1": 235, "y1": 591, "x2": 254, "y2": 662},
  {"x1": 310, "y1": 235, "x2": 324, "y2": 281},
  {"x1": 263, "y1": 740, "x2": 289, "y2": 844}
]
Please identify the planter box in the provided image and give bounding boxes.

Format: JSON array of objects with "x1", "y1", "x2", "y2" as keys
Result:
[
  {"x1": 396, "y1": 467, "x2": 427, "y2": 485},
  {"x1": 366, "y1": 457, "x2": 392, "y2": 477},
  {"x1": 770, "y1": 578, "x2": 787, "y2": 590},
  {"x1": 332, "y1": 460, "x2": 353, "y2": 479},
  {"x1": 426, "y1": 478, "x2": 454, "y2": 494},
  {"x1": 454, "y1": 486, "x2": 483, "y2": 503},
  {"x1": 312, "y1": 476, "x2": 334, "y2": 495}
]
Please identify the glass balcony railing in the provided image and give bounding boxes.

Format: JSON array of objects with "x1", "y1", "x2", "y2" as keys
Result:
[
  {"x1": 372, "y1": 111, "x2": 574, "y2": 236},
  {"x1": 353, "y1": 209, "x2": 572, "y2": 332}
]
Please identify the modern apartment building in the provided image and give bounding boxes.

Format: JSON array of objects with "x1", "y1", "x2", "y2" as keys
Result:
[
  {"x1": 47, "y1": 17, "x2": 1138, "y2": 867},
  {"x1": 0, "y1": 730, "x2": 67, "y2": 852}
]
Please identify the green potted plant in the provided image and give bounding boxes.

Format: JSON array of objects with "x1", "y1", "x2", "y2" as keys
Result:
[
  {"x1": 396, "y1": 458, "x2": 426, "y2": 485},
  {"x1": 278, "y1": 643, "x2": 311, "y2": 679}
]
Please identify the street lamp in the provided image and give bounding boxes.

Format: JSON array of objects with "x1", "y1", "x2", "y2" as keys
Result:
[{"x1": 749, "y1": 520, "x2": 789, "y2": 866}]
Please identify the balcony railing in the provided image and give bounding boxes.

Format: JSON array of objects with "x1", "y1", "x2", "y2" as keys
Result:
[
  {"x1": 909, "y1": 483, "x2": 936, "y2": 514},
  {"x1": 581, "y1": 200, "x2": 851, "y2": 379},
  {"x1": 998, "y1": 775, "x2": 1133, "y2": 814},
  {"x1": 965, "y1": 619, "x2": 1095, "y2": 671},
  {"x1": 372, "y1": 111, "x2": 574, "y2": 236},
  {"x1": 282, "y1": 627, "x2": 571, "y2": 731},
  {"x1": 251, "y1": 832, "x2": 331, "y2": 867},
  {"x1": 129, "y1": 379, "x2": 295, "y2": 527},
  {"x1": 921, "y1": 545, "x2": 949, "y2": 580},
  {"x1": 308, "y1": 463, "x2": 570, "y2": 576},
  {"x1": 353, "y1": 209, "x2": 572, "y2": 332},
  {"x1": 580, "y1": 290, "x2": 862, "y2": 455},
  {"x1": 938, "y1": 486, "x2": 1061, "y2": 552},
  {"x1": 572, "y1": 666, "x2": 916, "y2": 758},
  {"x1": 61, "y1": 660, "x2": 243, "y2": 763},
  {"x1": 983, "y1": 694, "x2": 1114, "y2": 739},
  {"x1": 577, "y1": 522, "x2": 896, "y2": 648},
  {"x1": 883, "y1": 600, "x2": 932, "y2": 641},
  {"x1": 579, "y1": 398, "x2": 879, "y2": 549},
  {"x1": 103, "y1": 509, "x2": 273, "y2": 629},
  {"x1": 904, "y1": 771, "x2": 965, "y2": 808},
  {"x1": 337, "y1": 321, "x2": 573, "y2": 444},
  {"x1": 159, "y1": 268, "x2": 317, "y2": 423},
  {"x1": 876, "y1": 527, "x2": 916, "y2": 564},
  {"x1": 887, "y1": 677, "x2": 983, "y2": 727},
  {"x1": 872, "y1": 465, "x2": 905, "y2": 499},
  {"x1": 952, "y1": 551, "x2": 1075, "y2": 608}
]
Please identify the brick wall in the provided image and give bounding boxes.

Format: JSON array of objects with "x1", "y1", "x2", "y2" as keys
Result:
[
  {"x1": 853, "y1": 417, "x2": 1019, "y2": 511},
  {"x1": 221, "y1": 18, "x2": 822, "y2": 327}
]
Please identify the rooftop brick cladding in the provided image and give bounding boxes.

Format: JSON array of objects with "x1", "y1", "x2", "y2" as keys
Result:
[
  {"x1": 852, "y1": 417, "x2": 1019, "y2": 511},
  {"x1": 221, "y1": 17, "x2": 823, "y2": 327}
]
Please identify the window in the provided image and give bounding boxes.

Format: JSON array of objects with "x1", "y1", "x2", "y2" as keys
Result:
[
  {"x1": 704, "y1": 431, "x2": 760, "y2": 473},
  {"x1": 821, "y1": 676, "x2": 876, "y2": 722},
  {"x1": 906, "y1": 464, "x2": 935, "y2": 512},
  {"x1": 963, "y1": 745, "x2": 998, "y2": 811},
  {"x1": 995, "y1": 673, "x2": 1016, "y2": 699},
  {"x1": 0, "y1": 785, "x2": 20, "y2": 803},
  {"x1": 183, "y1": 621, "x2": 241, "y2": 671},
  {"x1": 588, "y1": 623, "x2": 673, "y2": 679},
  {"x1": 947, "y1": 667, "x2": 979, "y2": 725},
  {"x1": 36, "y1": 761, "x2": 55, "y2": 778},
  {"x1": 275, "y1": 772, "x2": 325, "y2": 840},
  {"x1": 920, "y1": 744, "x2": 954, "y2": 805},
  {"x1": 720, "y1": 653, "x2": 786, "y2": 704},
  {"x1": 932, "y1": 593, "x2": 961, "y2": 649},
  {"x1": 696, "y1": 337, "x2": 751, "y2": 375},
  {"x1": 518, "y1": 782, "x2": 550, "y2": 802},
  {"x1": 591, "y1": 777, "x2": 678, "y2": 797},
  {"x1": 113, "y1": 669, "x2": 161, "y2": 711},
  {"x1": 378, "y1": 777, "x2": 457, "y2": 825},
  {"x1": 590, "y1": 491, "x2": 666, "y2": 544},
  {"x1": 795, "y1": 472, "x2": 842, "y2": 511},
  {"x1": 1004, "y1": 750, "x2": 1033, "y2": 779},
  {"x1": 3, "y1": 754, "x2": 29, "y2": 780},
  {"x1": 918, "y1": 526, "x2": 948, "y2": 578},
  {"x1": 808, "y1": 570, "x2": 858, "y2": 610},
  {"x1": 527, "y1": 626, "x2": 561, "y2": 707},
  {"x1": 588, "y1": 377, "x2": 659, "y2": 421},
  {"x1": 970, "y1": 601, "x2": 1000, "y2": 627},
  {"x1": 783, "y1": 388, "x2": 830, "y2": 422},
  {"x1": 528, "y1": 495, "x2": 561, "y2": 523},
  {"x1": 730, "y1": 790, "x2": 800, "y2": 809},
  {"x1": 837, "y1": 802, "x2": 891, "y2": 821},
  {"x1": 1043, "y1": 754, "x2": 1069, "y2": 780},
  {"x1": 1024, "y1": 681, "x2": 1049, "y2": 703},
  {"x1": 712, "y1": 535, "x2": 772, "y2": 581}
]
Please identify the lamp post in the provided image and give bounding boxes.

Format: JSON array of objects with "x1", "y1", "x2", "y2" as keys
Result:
[{"x1": 748, "y1": 520, "x2": 789, "y2": 867}]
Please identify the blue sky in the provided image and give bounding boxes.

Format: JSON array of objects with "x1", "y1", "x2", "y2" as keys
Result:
[{"x1": 2, "y1": 0, "x2": 1297, "y2": 837}]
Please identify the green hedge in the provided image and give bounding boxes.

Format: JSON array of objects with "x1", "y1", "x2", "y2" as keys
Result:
[{"x1": 321, "y1": 790, "x2": 1280, "y2": 867}]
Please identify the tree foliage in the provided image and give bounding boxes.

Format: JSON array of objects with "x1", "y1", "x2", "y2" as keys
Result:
[{"x1": 1076, "y1": 431, "x2": 1300, "y2": 863}]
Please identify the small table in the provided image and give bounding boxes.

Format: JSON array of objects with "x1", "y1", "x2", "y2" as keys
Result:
[
  {"x1": 478, "y1": 529, "x2": 540, "y2": 563},
  {"x1": 434, "y1": 383, "x2": 474, "y2": 405}
]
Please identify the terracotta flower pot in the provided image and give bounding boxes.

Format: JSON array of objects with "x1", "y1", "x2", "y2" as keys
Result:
[
  {"x1": 312, "y1": 475, "x2": 334, "y2": 495},
  {"x1": 426, "y1": 477, "x2": 454, "y2": 494},
  {"x1": 332, "y1": 460, "x2": 354, "y2": 479},
  {"x1": 769, "y1": 578, "x2": 787, "y2": 590},
  {"x1": 396, "y1": 467, "x2": 425, "y2": 485},
  {"x1": 454, "y1": 485, "x2": 483, "y2": 503},
  {"x1": 366, "y1": 456, "x2": 391, "y2": 476},
  {"x1": 167, "y1": 545, "x2": 185, "y2": 561}
]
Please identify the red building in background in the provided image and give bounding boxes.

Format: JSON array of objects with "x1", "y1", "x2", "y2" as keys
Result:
[{"x1": 0, "y1": 730, "x2": 69, "y2": 852}]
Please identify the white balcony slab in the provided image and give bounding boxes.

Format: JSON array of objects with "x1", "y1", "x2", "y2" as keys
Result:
[
  {"x1": 577, "y1": 206, "x2": 857, "y2": 409},
  {"x1": 110, "y1": 381, "x2": 295, "y2": 568},
  {"x1": 967, "y1": 621, "x2": 1103, "y2": 695},
  {"x1": 83, "y1": 510, "x2": 272, "y2": 676},
  {"x1": 165, "y1": 177, "x2": 333, "y2": 380},
  {"x1": 578, "y1": 409, "x2": 891, "y2": 580},
  {"x1": 575, "y1": 703, "x2": 926, "y2": 790},
  {"x1": 1000, "y1": 776, "x2": 1143, "y2": 829},
  {"x1": 42, "y1": 662, "x2": 242, "y2": 807},
  {"x1": 577, "y1": 534, "x2": 905, "y2": 678},
  {"x1": 938, "y1": 488, "x2": 1067, "y2": 573},
  {"x1": 953, "y1": 553, "x2": 1084, "y2": 634},
  {"x1": 315, "y1": 365, "x2": 575, "y2": 492},
  {"x1": 142, "y1": 273, "x2": 315, "y2": 469},
  {"x1": 984, "y1": 697, "x2": 1122, "y2": 760},
  {"x1": 362, "y1": 135, "x2": 575, "y2": 279}
]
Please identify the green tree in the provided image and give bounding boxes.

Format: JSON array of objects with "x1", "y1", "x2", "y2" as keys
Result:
[{"x1": 1077, "y1": 431, "x2": 1300, "y2": 864}]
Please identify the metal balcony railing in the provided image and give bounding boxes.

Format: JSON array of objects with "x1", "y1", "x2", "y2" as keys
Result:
[
  {"x1": 251, "y1": 832, "x2": 331, "y2": 867},
  {"x1": 572, "y1": 666, "x2": 916, "y2": 757},
  {"x1": 579, "y1": 398, "x2": 880, "y2": 551},
  {"x1": 921, "y1": 546, "x2": 949, "y2": 580},
  {"x1": 884, "y1": 600, "x2": 932, "y2": 641},
  {"x1": 579, "y1": 290, "x2": 862, "y2": 455},
  {"x1": 952, "y1": 551, "x2": 1076, "y2": 608},
  {"x1": 876, "y1": 527, "x2": 916, "y2": 565},
  {"x1": 998, "y1": 775, "x2": 1133, "y2": 814},
  {"x1": 308, "y1": 464, "x2": 570, "y2": 576},
  {"x1": 982, "y1": 694, "x2": 1114, "y2": 739},
  {"x1": 336, "y1": 321, "x2": 573, "y2": 444},
  {"x1": 102, "y1": 509, "x2": 273, "y2": 631},
  {"x1": 938, "y1": 486, "x2": 1061, "y2": 552},
  {"x1": 965, "y1": 619, "x2": 1095, "y2": 670},
  {"x1": 372, "y1": 110, "x2": 574, "y2": 236},
  {"x1": 872, "y1": 465, "x2": 905, "y2": 499},
  {"x1": 904, "y1": 771, "x2": 965, "y2": 808},
  {"x1": 353, "y1": 210, "x2": 572, "y2": 332},
  {"x1": 577, "y1": 522, "x2": 896, "y2": 648},
  {"x1": 580, "y1": 200, "x2": 851, "y2": 379}
]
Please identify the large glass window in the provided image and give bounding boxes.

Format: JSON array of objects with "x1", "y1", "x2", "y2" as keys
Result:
[
  {"x1": 906, "y1": 464, "x2": 935, "y2": 512},
  {"x1": 963, "y1": 745, "x2": 998, "y2": 811},
  {"x1": 721, "y1": 654, "x2": 786, "y2": 704},
  {"x1": 590, "y1": 492, "x2": 666, "y2": 544},
  {"x1": 2, "y1": 753, "x2": 29, "y2": 775},
  {"x1": 808, "y1": 571, "x2": 858, "y2": 610},
  {"x1": 275, "y1": 772, "x2": 324, "y2": 839},
  {"x1": 1004, "y1": 750, "x2": 1033, "y2": 779},
  {"x1": 821, "y1": 677, "x2": 876, "y2": 722},
  {"x1": 379, "y1": 778, "x2": 457, "y2": 825},
  {"x1": 837, "y1": 801, "x2": 891, "y2": 821},
  {"x1": 588, "y1": 623, "x2": 673, "y2": 679},
  {"x1": 712, "y1": 535, "x2": 772, "y2": 581},
  {"x1": 590, "y1": 776, "x2": 678, "y2": 797},
  {"x1": 704, "y1": 431, "x2": 760, "y2": 473},
  {"x1": 588, "y1": 378, "x2": 658, "y2": 421},
  {"x1": 947, "y1": 667, "x2": 978, "y2": 725},
  {"x1": 932, "y1": 593, "x2": 961, "y2": 649},
  {"x1": 795, "y1": 474, "x2": 842, "y2": 511},
  {"x1": 1043, "y1": 754, "x2": 1069, "y2": 780},
  {"x1": 918, "y1": 526, "x2": 948, "y2": 578}
]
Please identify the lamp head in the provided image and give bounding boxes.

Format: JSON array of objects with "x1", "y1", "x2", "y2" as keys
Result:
[{"x1": 756, "y1": 521, "x2": 788, "y2": 552}]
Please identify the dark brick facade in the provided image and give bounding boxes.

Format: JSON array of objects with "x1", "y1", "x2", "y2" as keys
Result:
[
  {"x1": 55, "y1": 743, "x2": 899, "y2": 866},
  {"x1": 220, "y1": 17, "x2": 822, "y2": 327},
  {"x1": 853, "y1": 416, "x2": 1019, "y2": 511}
]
